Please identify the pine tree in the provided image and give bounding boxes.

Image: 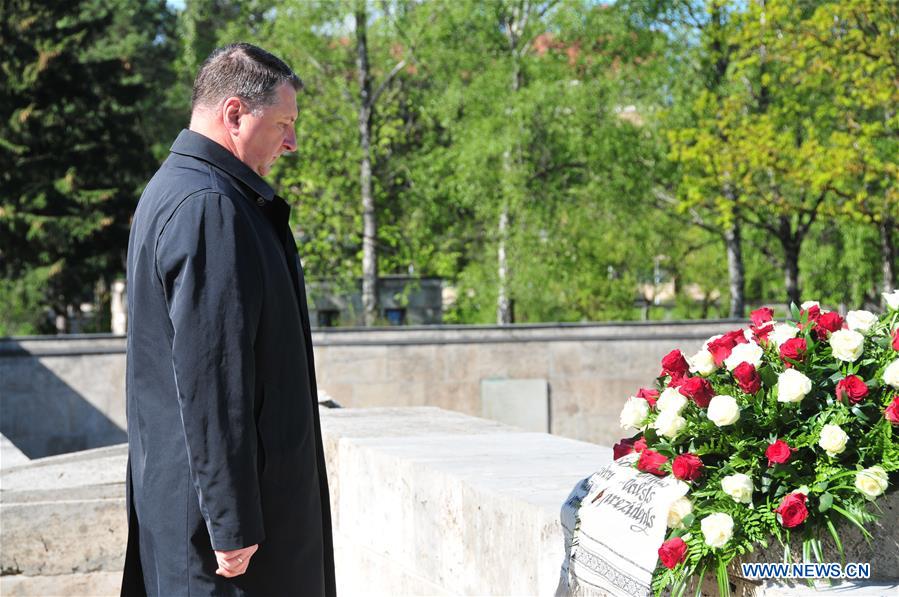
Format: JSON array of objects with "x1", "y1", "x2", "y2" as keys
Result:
[{"x1": 0, "y1": 0, "x2": 166, "y2": 333}]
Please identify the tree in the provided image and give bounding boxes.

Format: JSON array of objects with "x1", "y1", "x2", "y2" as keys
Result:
[
  {"x1": 231, "y1": 0, "x2": 428, "y2": 326},
  {"x1": 790, "y1": 0, "x2": 898, "y2": 297},
  {"x1": 410, "y1": 0, "x2": 670, "y2": 323},
  {"x1": 1, "y1": 0, "x2": 172, "y2": 333},
  {"x1": 645, "y1": 0, "x2": 751, "y2": 317}
]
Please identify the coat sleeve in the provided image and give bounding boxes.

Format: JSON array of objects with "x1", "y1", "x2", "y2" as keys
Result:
[{"x1": 155, "y1": 191, "x2": 265, "y2": 551}]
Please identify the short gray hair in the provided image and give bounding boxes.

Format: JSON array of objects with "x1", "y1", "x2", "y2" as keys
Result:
[{"x1": 191, "y1": 43, "x2": 303, "y2": 112}]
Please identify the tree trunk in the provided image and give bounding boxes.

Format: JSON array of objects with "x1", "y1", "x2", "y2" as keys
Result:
[
  {"x1": 724, "y1": 220, "x2": 745, "y2": 318},
  {"x1": 356, "y1": 5, "x2": 378, "y2": 326},
  {"x1": 497, "y1": 19, "x2": 523, "y2": 325},
  {"x1": 496, "y1": 204, "x2": 510, "y2": 324},
  {"x1": 881, "y1": 216, "x2": 896, "y2": 295},
  {"x1": 780, "y1": 217, "x2": 801, "y2": 310}
]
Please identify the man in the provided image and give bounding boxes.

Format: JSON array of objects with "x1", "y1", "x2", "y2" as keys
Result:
[{"x1": 122, "y1": 43, "x2": 335, "y2": 596}]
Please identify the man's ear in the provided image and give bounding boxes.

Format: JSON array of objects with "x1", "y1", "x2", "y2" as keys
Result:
[{"x1": 222, "y1": 97, "x2": 244, "y2": 136}]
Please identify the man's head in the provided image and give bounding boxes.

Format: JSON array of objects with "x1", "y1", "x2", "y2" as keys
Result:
[{"x1": 189, "y1": 43, "x2": 302, "y2": 177}]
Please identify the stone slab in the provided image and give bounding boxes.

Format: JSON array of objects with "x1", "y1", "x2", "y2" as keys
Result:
[
  {"x1": 0, "y1": 572, "x2": 120, "y2": 597},
  {"x1": 0, "y1": 499, "x2": 126, "y2": 576},
  {"x1": 1, "y1": 434, "x2": 29, "y2": 469},
  {"x1": 0, "y1": 407, "x2": 896, "y2": 596},
  {"x1": 481, "y1": 378, "x2": 550, "y2": 433},
  {"x1": 0, "y1": 446, "x2": 126, "y2": 493}
]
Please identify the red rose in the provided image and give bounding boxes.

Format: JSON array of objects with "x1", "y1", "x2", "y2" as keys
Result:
[
  {"x1": 765, "y1": 439, "x2": 792, "y2": 466},
  {"x1": 707, "y1": 330, "x2": 749, "y2": 366},
  {"x1": 637, "y1": 449, "x2": 669, "y2": 477},
  {"x1": 613, "y1": 438, "x2": 636, "y2": 460},
  {"x1": 667, "y1": 375, "x2": 685, "y2": 388},
  {"x1": 779, "y1": 337, "x2": 807, "y2": 366},
  {"x1": 814, "y1": 311, "x2": 844, "y2": 339},
  {"x1": 661, "y1": 350, "x2": 690, "y2": 379},
  {"x1": 884, "y1": 396, "x2": 899, "y2": 424},
  {"x1": 835, "y1": 375, "x2": 869, "y2": 404},
  {"x1": 752, "y1": 323, "x2": 775, "y2": 344},
  {"x1": 678, "y1": 376, "x2": 714, "y2": 408},
  {"x1": 803, "y1": 305, "x2": 821, "y2": 322},
  {"x1": 658, "y1": 537, "x2": 688, "y2": 570},
  {"x1": 775, "y1": 492, "x2": 808, "y2": 528},
  {"x1": 633, "y1": 437, "x2": 648, "y2": 453},
  {"x1": 892, "y1": 329, "x2": 899, "y2": 352},
  {"x1": 672, "y1": 453, "x2": 703, "y2": 481},
  {"x1": 636, "y1": 387, "x2": 660, "y2": 408},
  {"x1": 733, "y1": 362, "x2": 762, "y2": 394},
  {"x1": 750, "y1": 307, "x2": 774, "y2": 327}
]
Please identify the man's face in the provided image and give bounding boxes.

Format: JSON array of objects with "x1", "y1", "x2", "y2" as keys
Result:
[{"x1": 235, "y1": 82, "x2": 298, "y2": 177}]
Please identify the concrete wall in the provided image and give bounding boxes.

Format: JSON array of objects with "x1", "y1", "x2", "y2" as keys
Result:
[
  {"x1": 0, "y1": 321, "x2": 741, "y2": 456},
  {"x1": 2, "y1": 408, "x2": 897, "y2": 596},
  {"x1": 0, "y1": 337, "x2": 126, "y2": 458}
]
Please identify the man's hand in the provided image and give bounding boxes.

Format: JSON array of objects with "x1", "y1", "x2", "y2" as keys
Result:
[{"x1": 214, "y1": 544, "x2": 259, "y2": 578}]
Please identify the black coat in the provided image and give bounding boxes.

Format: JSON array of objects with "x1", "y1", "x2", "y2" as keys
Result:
[{"x1": 122, "y1": 130, "x2": 335, "y2": 596}]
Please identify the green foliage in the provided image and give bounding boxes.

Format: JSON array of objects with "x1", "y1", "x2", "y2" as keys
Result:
[
  {"x1": 1, "y1": 0, "x2": 895, "y2": 331},
  {"x1": 1, "y1": 0, "x2": 178, "y2": 330}
]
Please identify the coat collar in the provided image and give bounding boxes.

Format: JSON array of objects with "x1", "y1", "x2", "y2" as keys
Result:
[{"x1": 170, "y1": 129, "x2": 275, "y2": 203}]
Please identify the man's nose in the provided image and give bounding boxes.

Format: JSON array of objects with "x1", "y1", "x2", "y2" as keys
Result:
[{"x1": 283, "y1": 127, "x2": 297, "y2": 153}]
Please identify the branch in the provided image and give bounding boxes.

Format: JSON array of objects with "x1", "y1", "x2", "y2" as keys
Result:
[
  {"x1": 517, "y1": 0, "x2": 560, "y2": 60},
  {"x1": 652, "y1": 188, "x2": 720, "y2": 235},
  {"x1": 527, "y1": 161, "x2": 586, "y2": 183},
  {"x1": 796, "y1": 190, "x2": 827, "y2": 240},
  {"x1": 740, "y1": 204, "x2": 781, "y2": 236},
  {"x1": 745, "y1": 236, "x2": 783, "y2": 268},
  {"x1": 302, "y1": 51, "x2": 355, "y2": 107},
  {"x1": 370, "y1": 59, "x2": 407, "y2": 107}
]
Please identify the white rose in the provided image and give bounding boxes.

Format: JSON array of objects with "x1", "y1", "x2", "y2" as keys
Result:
[
  {"x1": 707, "y1": 395, "x2": 740, "y2": 426},
  {"x1": 854, "y1": 466, "x2": 888, "y2": 500},
  {"x1": 818, "y1": 424, "x2": 849, "y2": 457},
  {"x1": 721, "y1": 473, "x2": 753, "y2": 504},
  {"x1": 884, "y1": 290, "x2": 899, "y2": 310},
  {"x1": 724, "y1": 341, "x2": 764, "y2": 371},
  {"x1": 701, "y1": 512, "x2": 734, "y2": 549},
  {"x1": 619, "y1": 397, "x2": 650, "y2": 431},
  {"x1": 654, "y1": 409, "x2": 687, "y2": 439},
  {"x1": 769, "y1": 323, "x2": 799, "y2": 347},
  {"x1": 689, "y1": 348, "x2": 718, "y2": 376},
  {"x1": 801, "y1": 300, "x2": 820, "y2": 310},
  {"x1": 777, "y1": 369, "x2": 812, "y2": 403},
  {"x1": 667, "y1": 496, "x2": 693, "y2": 529},
  {"x1": 884, "y1": 359, "x2": 899, "y2": 389},
  {"x1": 657, "y1": 387, "x2": 688, "y2": 414},
  {"x1": 846, "y1": 310, "x2": 878, "y2": 333},
  {"x1": 829, "y1": 329, "x2": 865, "y2": 362}
]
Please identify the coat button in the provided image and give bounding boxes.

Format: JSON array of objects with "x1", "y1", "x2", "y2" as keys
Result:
[{"x1": 256, "y1": 196, "x2": 265, "y2": 206}]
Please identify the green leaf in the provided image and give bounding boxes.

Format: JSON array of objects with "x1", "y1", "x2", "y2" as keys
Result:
[
  {"x1": 831, "y1": 504, "x2": 874, "y2": 541},
  {"x1": 818, "y1": 493, "x2": 833, "y2": 512},
  {"x1": 850, "y1": 406, "x2": 870, "y2": 423},
  {"x1": 717, "y1": 558, "x2": 730, "y2": 597},
  {"x1": 825, "y1": 518, "x2": 845, "y2": 564}
]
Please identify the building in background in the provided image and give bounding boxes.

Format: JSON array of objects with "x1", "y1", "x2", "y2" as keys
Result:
[{"x1": 307, "y1": 276, "x2": 444, "y2": 328}]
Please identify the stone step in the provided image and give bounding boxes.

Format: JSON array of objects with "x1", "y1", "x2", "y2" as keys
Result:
[
  {"x1": 0, "y1": 572, "x2": 120, "y2": 596},
  {"x1": 0, "y1": 497, "x2": 126, "y2": 577},
  {"x1": 0, "y1": 434, "x2": 29, "y2": 469}
]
